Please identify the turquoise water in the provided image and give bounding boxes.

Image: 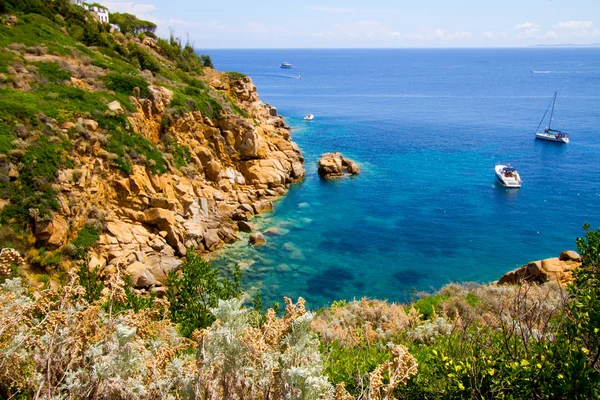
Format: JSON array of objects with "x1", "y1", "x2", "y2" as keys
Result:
[{"x1": 208, "y1": 49, "x2": 600, "y2": 308}]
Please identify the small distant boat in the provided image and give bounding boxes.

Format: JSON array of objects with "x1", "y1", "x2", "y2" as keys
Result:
[
  {"x1": 304, "y1": 113, "x2": 314, "y2": 121},
  {"x1": 495, "y1": 164, "x2": 522, "y2": 188},
  {"x1": 534, "y1": 92, "x2": 569, "y2": 143},
  {"x1": 280, "y1": 62, "x2": 292, "y2": 69}
]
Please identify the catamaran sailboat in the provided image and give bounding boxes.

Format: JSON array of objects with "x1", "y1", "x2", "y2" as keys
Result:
[{"x1": 535, "y1": 92, "x2": 569, "y2": 143}]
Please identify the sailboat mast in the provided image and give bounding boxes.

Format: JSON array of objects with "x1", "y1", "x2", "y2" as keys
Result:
[{"x1": 548, "y1": 91, "x2": 557, "y2": 129}]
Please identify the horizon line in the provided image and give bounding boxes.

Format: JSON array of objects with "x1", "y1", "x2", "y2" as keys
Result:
[{"x1": 195, "y1": 45, "x2": 600, "y2": 50}]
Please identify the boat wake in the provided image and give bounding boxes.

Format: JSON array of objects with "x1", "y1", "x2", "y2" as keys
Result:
[{"x1": 531, "y1": 70, "x2": 573, "y2": 74}]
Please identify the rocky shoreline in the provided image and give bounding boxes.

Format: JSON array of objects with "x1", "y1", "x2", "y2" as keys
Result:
[
  {"x1": 498, "y1": 250, "x2": 581, "y2": 286},
  {"x1": 31, "y1": 73, "x2": 305, "y2": 291}
]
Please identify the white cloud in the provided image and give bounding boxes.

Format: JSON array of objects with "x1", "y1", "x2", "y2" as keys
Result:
[
  {"x1": 481, "y1": 31, "x2": 495, "y2": 39},
  {"x1": 101, "y1": 1, "x2": 156, "y2": 15},
  {"x1": 514, "y1": 22, "x2": 540, "y2": 38},
  {"x1": 405, "y1": 29, "x2": 471, "y2": 41},
  {"x1": 333, "y1": 20, "x2": 396, "y2": 38},
  {"x1": 556, "y1": 20, "x2": 594, "y2": 30},
  {"x1": 308, "y1": 6, "x2": 362, "y2": 14},
  {"x1": 307, "y1": 6, "x2": 399, "y2": 14},
  {"x1": 514, "y1": 22, "x2": 539, "y2": 30}
]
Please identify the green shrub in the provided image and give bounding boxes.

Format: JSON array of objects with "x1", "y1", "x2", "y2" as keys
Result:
[
  {"x1": 70, "y1": 226, "x2": 100, "y2": 259},
  {"x1": 170, "y1": 88, "x2": 222, "y2": 121},
  {"x1": 170, "y1": 141, "x2": 191, "y2": 168},
  {"x1": 167, "y1": 247, "x2": 242, "y2": 337},
  {"x1": 107, "y1": 130, "x2": 167, "y2": 175},
  {"x1": 0, "y1": 135, "x2": 65, "y2": 224},
  {"x1": 322, "y1": 342, "x2": 390, "y2": 396},
  {"x1": 200, "y1": 54, "x2": 213, "y2": 68},
  {"x1": 226, "y1": 71, "x2": 246, "y2": 80},
  {"x1": 127, "y1": 43, "x2": 160, "y2": 73},
  {"x1": 78, "y1": 263, "x2": 104, "y2": 303},
  {"x1": 412, "y1": 294, "x2": 449, "y2": 320},
  {"x1": 102, "y1": 72, "x2": 149, "y2": 97}
]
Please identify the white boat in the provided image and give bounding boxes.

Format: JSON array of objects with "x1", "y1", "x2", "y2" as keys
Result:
[
  {"x1": 303, "y1": 113, "x2": 314, "y2": 121},
  {"x1": 495, "y1": 164, "x2": 522, "y2": 188},
  {"x1": 534, "y1": 92, "x2": 569, "y2": 143},
  {"x1": 280, "y1": 62, "x2": 292, "y2": 69}
]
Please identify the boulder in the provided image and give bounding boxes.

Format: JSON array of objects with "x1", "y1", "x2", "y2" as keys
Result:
[
  {"x1": 83, "y1": 119, "x2": 99, "y2": 131},
  {"x1": 317, "y1": 153, "x2": 343, "y2": 178},
  {"x1": 498, "y1": 250, "x2": 582, "y2": 286},
  {"x1": 238, "y1": 221, "x2": 255, "y2": 233},
  {"x1": 249, "y1": 232, "x2": 266, "y2": 247},
  {"x1": 203, "y1": 229, "x2": 222, "y2": 251},
  {"x1": 559, "y1": 250, "x2": 581, "y2": 262},
  {"x1": 60, "y1": 121, "x2": 76, "y2": 130},
  {"x1": 35, "y1": 214, "x2": 69, "y2": 248},
  {"x1": 219, "y1": 227, "x2": 239, "y2": 244},
  {"x1": 318, "y1": 152, "x2": 360, "y2": 178},
  {"x1": 205, "y1": 160, "x2": 222, "y2": 181},
  {"x1": 143, "y1": 208, "x2": 186, "y2": 255},
  {"x1": 107, "y1": 100, "x2": 123, "y2": 113},
  {"x1": 344, "y1": 160, "x2": 361, "y2": 175},
  {"x1": 126, "y1": 261, "x2": 156, "y2": 288},
  {"x1": 252, "y1": 200, "x2": 274, "y2": 214}
]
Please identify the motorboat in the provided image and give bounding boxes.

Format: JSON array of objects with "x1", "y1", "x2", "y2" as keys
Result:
[
  {"x1": 280, "y1": 62, "x2": 292, "y2": 68},
  {"x1": 304, "y1": 113, "x2": 314, "y2": 121},
  {"x1": 534, "y1": 92, "x2": 569, "y2": 143},
  {"x1": 495, "y1": 164, "x2": 522, "y2": 188}
]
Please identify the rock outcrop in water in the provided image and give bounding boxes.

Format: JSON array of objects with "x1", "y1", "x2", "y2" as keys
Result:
[
  {"x1": 317, "y1": 152, "x2": 360, "y2": 179},
  {"x1": 498, "y1": 250, "x2": 581, "y2": 286}
]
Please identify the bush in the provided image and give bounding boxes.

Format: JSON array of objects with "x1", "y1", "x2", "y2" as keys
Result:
[
  {"x1": 226, "y1": 71, "x2": 246, "y2": 80},
  {"x1": 167, "y1": 248, "x2": 241, "y2": 337},
  {"x1": 106, "y1": 129, "x2": 167, "y2": 175},
  {"x1": 201, "y1": 54, "x2": 213, "y2": 68},
  {"x1": 127, "y1": 43, "x2": 160, "y2": 73},
  {"x1": 102, "y1": 72, "x2": 149, "y2": 97}
]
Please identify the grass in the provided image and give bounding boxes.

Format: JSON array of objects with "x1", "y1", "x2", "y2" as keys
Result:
[
  {"x1": 0, "y1": 124, "x2": 14, "y2": 154},
  {"x1": 33, "y1": 61, "x2": 71, "y2": 83},
  {"x1": 0, "y1": 14, "x2": 74, "y2": 56}
]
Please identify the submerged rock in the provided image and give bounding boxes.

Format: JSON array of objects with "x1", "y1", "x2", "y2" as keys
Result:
[
  {"x1": 249, "y1": 232, "x2": 266, "y2": 247},
  {"x1": 318, "y1": 152, "x2": 360, "y2": 178}
]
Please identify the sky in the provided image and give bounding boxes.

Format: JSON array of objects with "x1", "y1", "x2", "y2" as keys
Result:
[{"x1": 100, "y1": 0, "x2": 600, "y2": 48}]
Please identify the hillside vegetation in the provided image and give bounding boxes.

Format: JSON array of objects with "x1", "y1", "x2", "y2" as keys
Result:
[{"x1": 0, "y1": 1, "x2": 599, "y2": 399}]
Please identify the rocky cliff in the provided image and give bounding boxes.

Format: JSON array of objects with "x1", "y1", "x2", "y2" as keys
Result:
[{"x1": 0, "y1": 11, "x2": 305, "y2": 290}]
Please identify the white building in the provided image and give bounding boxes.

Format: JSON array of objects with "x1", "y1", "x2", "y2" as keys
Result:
[
  {"x1": 70, "y1": 1, "x2": 110, "y2": 24},
  {"x1": 87, "y1": 5, "x2": 109, "y2": 24}
]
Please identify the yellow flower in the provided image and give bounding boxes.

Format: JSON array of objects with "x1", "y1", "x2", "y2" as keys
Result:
[
  {"x1": 520, "y1": 359, "x2": 529, "y2": 366},
  {"x1": 558, "y1": 374, "x2": 564, "y2": 379},
  {"x1": 536, "y1": 363, "x2": 542, "y2": 369},
  {"x1": 458, "y1": 383, "x2": 465, "y2": 390},
  {"x1": 582, "y1": 347, "x2": 590, "y2": 355},
  {"x1": 488, "y1": 368, "x2": 495, "y2": 376}
]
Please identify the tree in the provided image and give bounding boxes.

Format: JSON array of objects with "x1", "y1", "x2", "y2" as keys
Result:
[
  {"x1": 167, "y1": 248, "x2": 241, "y2": 337},
  {"x1": 201, "y1": 54, "x2": 214, "y2": 68}
]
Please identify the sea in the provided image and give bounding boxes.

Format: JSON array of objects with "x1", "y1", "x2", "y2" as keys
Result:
[{"x1": 206, "y1": 48, "x2": 600, "y2": 308}]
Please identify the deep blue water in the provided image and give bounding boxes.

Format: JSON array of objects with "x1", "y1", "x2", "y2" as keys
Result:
[{"x1": 207, "y1": 49, "x2": 600, "y2": 308}]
